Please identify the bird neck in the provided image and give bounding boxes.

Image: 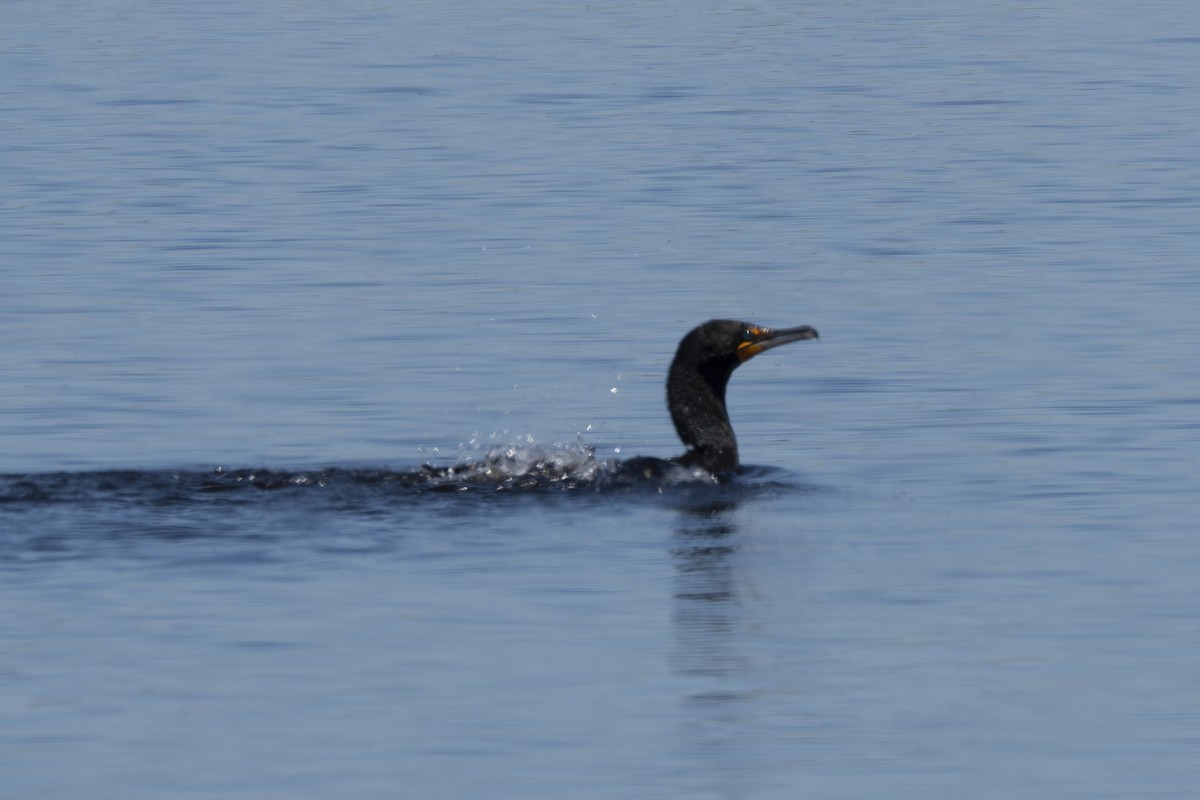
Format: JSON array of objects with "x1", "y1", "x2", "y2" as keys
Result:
[{"x1": 667, "y1": 357, "x2": 740, "y2": 473}]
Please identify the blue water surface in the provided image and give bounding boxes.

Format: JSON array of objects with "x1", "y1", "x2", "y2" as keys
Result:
[{"x1": 3, "y1": 1, "x2": 1199, "y2": 797}]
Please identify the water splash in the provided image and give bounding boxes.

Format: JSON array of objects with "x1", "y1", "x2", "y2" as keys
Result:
[{"x1": 1, "y1": 439, "x2": 803, "y2": 507}]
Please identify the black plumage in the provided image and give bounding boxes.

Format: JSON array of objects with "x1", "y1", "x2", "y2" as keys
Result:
[{"x1": 666, "y1": 319, "x2": 818, "y2": 474}]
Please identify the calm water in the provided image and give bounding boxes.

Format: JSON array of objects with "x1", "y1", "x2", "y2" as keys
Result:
[{"x1": 3, "y1": 1, "x2": 1200, "y2": 797}]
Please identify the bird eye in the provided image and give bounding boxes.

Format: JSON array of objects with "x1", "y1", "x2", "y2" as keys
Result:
[{"x1": 743, "y1": 329, "x2": 754, "y2": 341}]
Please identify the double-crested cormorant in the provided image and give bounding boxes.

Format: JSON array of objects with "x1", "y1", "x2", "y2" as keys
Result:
[
  {"x1": 667, "y1": 319, "x2": 818, "y2": 474},
  {"x1": 203, "y1": 319, "x2": 820, "y2": 493}
]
